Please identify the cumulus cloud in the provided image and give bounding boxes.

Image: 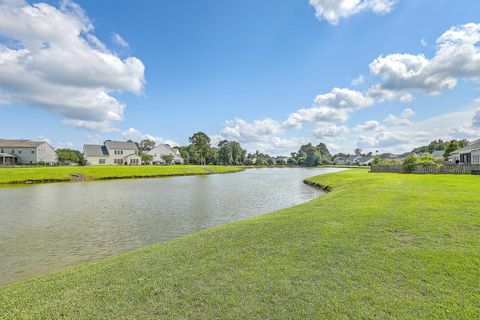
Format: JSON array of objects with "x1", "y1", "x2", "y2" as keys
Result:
[
  {"x1": 222, "y1": 117, "x2": 283, "y2": 142},
  {"x1": 309, "y1": 0, "x2": 398, "y2": 25},
  {"x1": 0, "y1": 0, "x2": 145, "y2": 131},
  {"x1": 284, "y1": 88, "x2": 374, "y2": 129},
  {"x1": 121, "y1": 128, "x2": 178, "y2": 146},
  {"x1": 370, "y1": 23, "x2": 480, "y2": 98},
  {"x1": 354, "y1": 120, "x2": 385, "y2": 132},
  {"x1": 313, "y1": 123, "x2": 349, "y2": 138}
]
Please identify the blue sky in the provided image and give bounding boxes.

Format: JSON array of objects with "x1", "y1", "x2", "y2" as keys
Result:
[{"x1": 1, "y1": 0, "x2": 480, "y2": 155}]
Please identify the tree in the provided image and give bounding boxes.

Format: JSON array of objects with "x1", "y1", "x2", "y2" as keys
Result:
[
  {"x1": 403, "y1": 155, "x2": 418, "y2": 173},
  {"x1": 138, "y1": 139, "x2": 156, "y2": 152},
  {"x1": 218, "y1": 140, "x2": 233, "y2": 165},
  {"x1": 161, "y1": 154, "x2": 174, "y2": 165},
  {"x1": 354, "y1": 148, "x2": 362, "y2": 155},
  {"x1": 140, "y1": 153, "x2": 153, "y2": 164},
  {"x1": 56, "y1": 148, "x2": 82, "y2": 164},
  {"x1": 189, "y1": 132, "x2": 211, "y2": 165},
  {"x1": 373, "y1": 155, "x2": 381, "y2": 165}
]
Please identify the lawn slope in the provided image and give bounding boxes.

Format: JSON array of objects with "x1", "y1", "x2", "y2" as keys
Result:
[
  {"x1": 0, "y1": 165, "x2": 244, "y2": 185},
  {"x1": 0, "y1": 170, "x2": 479, "y2": 319}
]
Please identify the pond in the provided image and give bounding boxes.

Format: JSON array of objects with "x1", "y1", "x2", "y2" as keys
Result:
[{"x1": 0, "y1": 167, "x2": 343, "y2": 284}]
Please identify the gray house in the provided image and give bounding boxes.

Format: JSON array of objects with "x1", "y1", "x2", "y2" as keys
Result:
[
  {"x1": 83, "y1": 141, "x2": 141, "y2": 165},
  {"x1": 450, "y1": 139, "x2": 480, "y2": 164},
  {"x1": 0, "y1": 139, "x2": 57, "y2": 165}
]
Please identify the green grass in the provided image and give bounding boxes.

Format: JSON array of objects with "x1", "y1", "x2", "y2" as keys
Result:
[
  {"x1": 1, "y1": 170, "x2": 479, "y2": 319},
  {"x1": 0, "y1": 165, "x2": 244, "y2": 185}
]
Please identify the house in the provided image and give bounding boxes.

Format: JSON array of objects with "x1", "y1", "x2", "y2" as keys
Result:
[
  {"x1": 0, "y1": 139, "x2": 57, "y2": 165},
  {"x1": 333, "y1": 156, "x2": 347, "y2": 165},
  {"x1": 147, "y1": 144, "x2": 184, "y2": 164},
  {"x1": 358, "y1": 156, "x2": 374, "y2": 166},
  {"x1": 397, "y1": 152, "x2": 418, "y2": 161},
  {"x1": 379, "y1": 153, "x2": 398, "y2": 160},
  {"x1": 450, "y1": 139, "x2": 480, "y2": 164},
  {"x1": 83, "y1": 141, "x2": 141, "y2": 165},
  {"x1": 431, "y1": 150, "x2": 445, "y2": 159},
  {"x1": 345, "y1": 154, "x2": 362, "y2": 165}
]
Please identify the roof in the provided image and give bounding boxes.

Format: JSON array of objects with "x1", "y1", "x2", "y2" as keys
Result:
[
  {"x1": 359, "y1": 156, "x2": 374, "y2": 162},
  {"x1": 148, "y1": 144, "x2": 183, "y2": 158},
  {"x1": 397, "y1": 152, "x2": 417, "y2": 158},
  {"x1": 0, "y1": 139, "x2": 45, "y2": 148},
  {"x1": 456, "y1": 139, "x2": 480, "y2": 154},
  {"x1": 431, "y1": 150, "x2": 444, "y2": 157},
  {"x1": 379, "y1": 153, "x2": 397, "y2": 159},
  {"x1": 123, "y1": 153, "x2": 141, "y2": 159},
  {"x1": 84, "y1": 144, "x2": 109, "y2": 157},
  {"x1": 0, "y1": 152, "x2": 18, "y2": 157},
  {"x1": 105, "y1": 141, "x2": 138, "y2": 151}
]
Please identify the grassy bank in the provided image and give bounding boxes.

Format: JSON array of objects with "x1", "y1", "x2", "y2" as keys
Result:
[
  {"x1": 0, "y1": 165, "x2": 244, "y2": 185},
  {"x1": 1, "y1": 170, "x2": 479, "y2": 319}
]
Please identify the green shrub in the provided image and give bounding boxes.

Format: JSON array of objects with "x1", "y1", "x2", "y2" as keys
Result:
[{"x1": 403, "y1": 155, "x2": 418, "y2": 173}]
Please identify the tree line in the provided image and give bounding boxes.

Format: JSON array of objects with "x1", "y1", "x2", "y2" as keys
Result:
[{"x1": 55, "y1": 131, "x2": 332, "y2": 167}]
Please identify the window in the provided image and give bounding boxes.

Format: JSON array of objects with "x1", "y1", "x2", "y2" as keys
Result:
[
  {"x1": 0, "y1": 149, "x2": 3, "y2": 153},
  {"x1": 99, "y1": 159, "x2": 106, "y2": 164},
  {"x1": 18, "y1": 150, "x2": 21, "y2": 154},
  {"x1": 31, "y1": 150, "x2": 34, "y2": 154}
]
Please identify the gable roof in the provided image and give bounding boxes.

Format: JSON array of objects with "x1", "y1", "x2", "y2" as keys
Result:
[
  {"x1": 105, "y1": 141, "x2": 138, "y2": 150},
  {"x1": 0, "y1": 139, "x2": 45, "y2": 148},
  {"x1": 84, "y1": 144, "x2": 109, "y2": 157},
  {"x1": 431, "y1": 150, "x2": 444, "y2": 157},
  {"x1": 456, "y1": 139, "x2": 480, "y2": 154}
]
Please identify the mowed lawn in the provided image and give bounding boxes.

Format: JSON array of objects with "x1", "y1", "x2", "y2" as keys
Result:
[
  {"x1": 0, "y1": 165, "x2": 244, "y2": 185},
  {"x1": 1, "y1": 170, "x2": 479, "y2": 319}
]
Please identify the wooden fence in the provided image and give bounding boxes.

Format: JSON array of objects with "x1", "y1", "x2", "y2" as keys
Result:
[{"x1": 371, "y1": 164, "x2": 480, "y2": 174}]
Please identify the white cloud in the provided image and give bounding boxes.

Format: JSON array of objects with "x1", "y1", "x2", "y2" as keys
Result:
[
  {"x1": 370, "y1": 23, "x2": 480, "y2": 98},
  {"x1": 313, "y1": 123, "x2": 349, "y2": 138},
  {"x1": 421, "y1": 38, "x2": 428, "y2": 47},
  {"x1": 384, "y1": 114, "x2": 412, "y2": 126},
  {"x1": 112, "y1": 32, "x2": 129, "y2": 48},
  {"x1": 121, "y1": 127, "x2": 178, "y2": 146},
  {"x1": 401, "y1": 108, "x2": 415, "y2": 118},
  {"x1": 354, "y1": 120, "x2": 385, "y2": 132},
  {"x1": 284, "y1": 88, "x2": 374, "y2": 129},
  {"x1": 222, "y1": 117, "x2": 283, "y2": 142},
  {"x1": 351, "y1": 74, "x2": 366, "y2": 86},
  {"x1": 309, "y1": 0, "x2": 398, "y2": 25},
  {"x1": 0, "y1": 0, "x2": 145, "y2": 131}
]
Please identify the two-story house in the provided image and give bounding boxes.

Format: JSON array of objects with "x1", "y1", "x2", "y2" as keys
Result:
[
  {"x1": 147, "y1": 144, "x2": 184, "y2": 164},
  {"x1": 0, "y1": 139, "x2": 57, "y2": 165},
  {"x1": 83, "y1": 141, "x2": 141, "y2": 165}
]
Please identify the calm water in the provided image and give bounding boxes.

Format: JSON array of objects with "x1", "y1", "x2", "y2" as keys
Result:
[{"x1": 0, "y1": 167, "x2": 342, "y2": 284}]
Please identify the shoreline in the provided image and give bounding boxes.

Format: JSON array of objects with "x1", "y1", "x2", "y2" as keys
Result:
[
  {"x1": 2, "y1": 170, "x2": 478, "y2": 318},
  {"x1": 0, "y1": 165, "x2": 245, "y2": 187}
]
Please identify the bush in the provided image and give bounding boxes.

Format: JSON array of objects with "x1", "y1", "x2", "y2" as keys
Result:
[{"x1": 402, "y1": 155, "x2": 418, "y2": 173}]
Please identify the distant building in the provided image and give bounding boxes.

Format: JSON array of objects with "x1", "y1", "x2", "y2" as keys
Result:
[
  {"x1": 397, "y1": 152, "x2": 418, "y2": 161},
  {"x1": 83, "y1": 141, "x2": 141, "y2": 165},
  {"x1": 449, "y1": 139, "x2": 480, "y2": 164},
  {"x1": 358, "y1": 156, "x2": 374, "y2": 166},
  {"x1": 147, "y1": 144, "x2": 184, "y2": 164},
  {"x1": 0, "y1": 139, "x2": 57, "y2": 165},
  {"x1": 333, "y1": 156, "x2": 348, "y2": 165},
  {"x1": 347, "y1": 155, "x2": 363, "y2": 165},
  {"x1": 431, "y1": 150, "x2": 445, "y2": 159}
]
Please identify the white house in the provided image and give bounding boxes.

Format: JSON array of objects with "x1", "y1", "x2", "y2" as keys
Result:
[
  {"x1": 0, "y1": 139, "x2": 57, "y2": 165},
  {"x1": 358, "y1": 156, "x2": 374, "y2": 166},
  {"x1": 450, "y1": 139, "x2": 480, "y2": 164},
  {"x1": 147, "y1": 144, "x2": 184, "y2": 164},
  {"x1": 346, "y1": 155, "x2": 362, "y2": 165},
  {"x1": 83, "y1": 141, "x2": 141, "y2": 165},
  {"x1": 333, "y1": 156, "x2": 347, "y2": 165}
]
